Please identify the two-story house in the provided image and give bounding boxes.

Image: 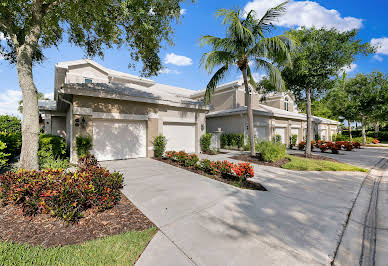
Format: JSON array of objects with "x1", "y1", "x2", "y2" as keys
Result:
[
  {"x1": 39, "y1": 59, "x2": 208, "y2": 163},
  {"x1": 190, "y1": 80, "x2": 340, "y2": 146}
]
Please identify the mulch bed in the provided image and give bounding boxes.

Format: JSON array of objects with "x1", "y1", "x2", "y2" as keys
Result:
[
  {"x1": 231, "y1": 154, "x2": 290, "y2": 168},
  {"x1": 154, "y1": 158, "x2": 267, "y2": 191},
  {"x1": 0, "y1": 193, "x2": 155, "y2": 247}
]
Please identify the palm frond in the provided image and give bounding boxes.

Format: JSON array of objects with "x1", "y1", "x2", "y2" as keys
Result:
[
  {"x1": 255, "y1": 58, "x2": 285, "y2": 92},
  {"x1": 257, "y1": 1, "x2": 288, "y2": 31},
  {"x1": 200, "y1": 50, "x2": 234, "y2": 74},
  {"x1": 199, "y1": 35, "x2": 235, "y2": 52},
  {"x1": 204, "y1": 65, "x2": 230, "y2": 104},
  {"x1": 246, "y1": 66, "x2": 258, "y2": 91}
]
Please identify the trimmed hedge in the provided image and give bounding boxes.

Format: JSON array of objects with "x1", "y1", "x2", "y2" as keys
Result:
[
  {"x1": 341, "y1": 130, "x2": 388, "y2": 141},
  {"x1": 220, "y1": 133, "x2": 244, "y2": 149},
  {"x1": 200, "y1": 133, "x2": 212, "y2": 152},
  {"x1": 153, "y1": 135, "x2": 167, "y2": 157},
  {"x1": 0, "y1": 155, "x2": 123, "y2": 221}
]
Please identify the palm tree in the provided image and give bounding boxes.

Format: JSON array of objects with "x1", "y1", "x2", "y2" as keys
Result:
[{"x1": 200, "y1": 2, "x2": 294, "y2": 156}]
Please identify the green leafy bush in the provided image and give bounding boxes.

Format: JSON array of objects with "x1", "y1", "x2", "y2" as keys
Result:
[
  {"x1": 0, "y1": 115, "x2": 21, "y2": 133},
  {"x1": 0, "y1": 141, "x2": 10, "y2": 168},
  {"x1": 221, "y1": 133, "x2": 245, "y2": 149},
  {"x1": 38, "y1": 134, "x2": 67, "y2": 167},
  {"x1": 290, "y1": 134, "x2": 298, "y2": 148},
  {"x1": 256, "y1": 141, "x2": 287, "y2": 162},
  {"x1": 272, "y1": 134, "x2": 282, "y2": 143},
  {"x1": 76, "y1": 135, "x2": 93, "y2": 157},
  {"x1": 153, "y1": 135, "x2": 167, "y2": 157},
  {"x1": 0, "y1": 132, "x2": 22, "y2": 159},
  {"x1": 0, "y1": 155, "x2": 123, "y2": 221},
  {"x1": 40, "y1": 155, "x2": 70, "y2": 170},
  {"x1": 200, "y1": 133, "x2": 212, "y2": 152}
]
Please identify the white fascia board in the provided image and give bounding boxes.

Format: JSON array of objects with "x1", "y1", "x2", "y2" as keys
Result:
[{"x1": 60, "y1": 87, "x2": 209, "y2": 111}]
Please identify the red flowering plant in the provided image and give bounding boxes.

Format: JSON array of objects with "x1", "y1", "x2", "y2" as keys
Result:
[
  {"x1": 372, "y1": 139, "x2": 380, "y2": 144},
  {"x1": 319, "y1": 143, "x2": 329, "y2": 153},
  {"x1": 232, "y1": 163, "x2": 254, "y2": 182},
  {"x1": 352, "y1": 142, "x2": 361, "y2": 149},
  {"x1": 165, "y1": 151, "x2": 178, "y2": 160},
  {"x1": 298, "y1": 141, "x2": 306, "y2": 150},
  {"x1": 0, "y1": 155, "x2": 123, "y2": 221}
]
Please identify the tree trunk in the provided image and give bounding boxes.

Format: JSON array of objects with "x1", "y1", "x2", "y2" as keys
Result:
[
  {"x1": 361, "y1": 115, "x2": 367, "y2": 145},
  {"x1": 305, "y1": 88, "x2": 312, "y2": 157},
  {"x1": 348, "y1": 120, "x2": 352, "y2": 142},
  {"x1": 242, "y1": 69, "x2": 255, "y2": 156},
  {"x1": 17, "y1": 45, "x2": 40, "y2": 170},
  {"x1": 374, "y1": 121, "x2": 379, "y2": 138}
]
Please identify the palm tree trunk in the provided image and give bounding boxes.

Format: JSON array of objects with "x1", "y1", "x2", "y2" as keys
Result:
[
  {"x1": 361, "y1": 115, "x2": 367, "y2": 145},
  {"x1": 348, "y1": 120, "x2": 352, "y2": 142},
  {"x1": 242, "y1": 69, "x2": 255, "y2": 156},
  {"x1": 305, "y1": 87, "x2": 312, "y2": 157},
  {"x1": 17, "y1": 45, "x2": 40, "y2": 170}
]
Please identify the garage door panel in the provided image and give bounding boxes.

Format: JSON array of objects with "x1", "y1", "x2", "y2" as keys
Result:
[
  {"x1": 163, "y1": 123, "x2": 195, "y2": 153},
  {"x1": 93, "y1": 120, "x2": 146, "y2": 161}
]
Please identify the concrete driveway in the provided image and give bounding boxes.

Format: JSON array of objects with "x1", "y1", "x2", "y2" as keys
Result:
[{"x1": 103, "y1": 148, "x2": 387, "y2": 266}]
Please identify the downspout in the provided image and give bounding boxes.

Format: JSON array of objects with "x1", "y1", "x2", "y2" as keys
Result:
[{"x1": 59, "y1": 95, "x2": 74, "y2": 163}]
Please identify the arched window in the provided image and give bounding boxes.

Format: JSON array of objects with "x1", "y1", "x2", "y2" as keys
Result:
[{"x1": 284, "y1": 97, "x2": 289, "y2": 111}]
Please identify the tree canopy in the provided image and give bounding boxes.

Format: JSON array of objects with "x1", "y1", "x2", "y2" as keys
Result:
[
  {"x1": 200, "y1": 3, "x2": 293, "y2": 154},
  {"x1": 0, "y1": 0, "x2": 187, "y2": 76}
]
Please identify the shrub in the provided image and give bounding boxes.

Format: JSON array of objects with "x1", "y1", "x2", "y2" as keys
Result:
[
  {"x1": 0, "y1": 132, "x2": 22, "y2": 159},
  {"x1": 298, "y1": 141, "x2": 305, "y2": 150},
  {"x1": 153, "y1": 135, "x2": 167, "y2": 157},
  {"x1": 233, "y1": 162, "x2": 255, "y2": 181},
  {"x1": 0, "y1": 141, "x2": 10, "y2": 168},
  {"x1": 220, "y1": 133, "x2": 228, "y2": 149},
  {"x1": 38, "y1": 134, "x2": 67, "y2": 167},
  {"x1": 290, "y1": 134, "x2": 297, "y2": 148},
  {"x1": 200, "y1": 133, "x2": 212, "y2": 152},
  {"x1": 256, "y1": 141, "x2": 287, "y2": 162},
  {"x1": 0, "y1": 115, "x2": 21, "y2": 133},
  {"x1": 0, "y1": 156, "x2": 123, "y2": 221},
  {"x1": 272, "y1": 135, "x2": 282, "y2": 143},
  {"x1": 40, "y1": 155, "x2": 70, "y2": 170},
  {"x1": 76, "y1": 135, "x2": 93, "y2": 157}
]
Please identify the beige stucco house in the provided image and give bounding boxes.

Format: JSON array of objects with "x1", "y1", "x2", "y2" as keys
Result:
[
  {"x1": 39, "y1": 59, "x2": 208, "y2": 163},
  {"x1": 190, "y1": 80, "x2": 340, "y2": 146}
]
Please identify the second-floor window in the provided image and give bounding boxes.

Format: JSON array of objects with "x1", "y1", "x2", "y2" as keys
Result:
[
  {"x1": 284, "y1": 97, "x2": 289, "y2": 111},
  {"x1": 85, "y1": 78, "x2": 93, "y2": 84}
]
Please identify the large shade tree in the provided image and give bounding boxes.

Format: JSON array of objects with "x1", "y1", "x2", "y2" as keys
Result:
[
  {"x1": 200, "y1": 2, "x2": 293, "y2": 155},
  {"x1": 0, "y1": 0, "x2": 187, "y2": 170},
  {"x1": 280, "y1": 27, "x2": 374, "y2": 156},
  {"x1": 346, "y1": 71, "x2": 388, "y2": 144}
]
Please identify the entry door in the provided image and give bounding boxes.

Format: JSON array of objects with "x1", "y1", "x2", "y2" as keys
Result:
[
  {"x1": 163, "y1": 123, "x2": 196, "y2": 153},
  {"x1": 93, "y1": 119, "x2": 147, "y2": 161}
]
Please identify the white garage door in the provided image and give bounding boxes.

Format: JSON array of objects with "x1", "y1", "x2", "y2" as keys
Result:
[
  {"x1": 163, "y1": 123, "x2": 196, "y2": 153},
  {"x1": 254, "y1": 127, "x2": 267, "y2": 140},
  {"x1": 93, "y1": 119, "x2": 147, "y2": 161},
  {"x1": 291, "y1": 128, "x2": 299, "y2": 142},
  {"x1": 274, "y1": 127, "x2": 286, "y2": 144}
]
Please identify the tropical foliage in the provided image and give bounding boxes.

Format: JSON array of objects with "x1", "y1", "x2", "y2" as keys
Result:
[{"x1": 200, "y1": 2, "x2": 293, "y2": 155}]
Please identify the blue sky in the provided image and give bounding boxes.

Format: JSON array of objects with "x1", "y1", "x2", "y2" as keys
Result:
[{"x1": 0, "y1": 0, "x2": 387, "y2": 115}]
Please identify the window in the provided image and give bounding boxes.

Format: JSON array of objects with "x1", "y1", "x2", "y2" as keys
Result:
[
  {"x1": 84, "y1": 78, "x2": 93, "y2": 84},
  {"x1": 284, "y1": 97, "x2": 289, "y2": 111}
]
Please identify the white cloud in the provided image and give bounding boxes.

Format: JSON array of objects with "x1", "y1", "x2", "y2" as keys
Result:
[
  {"x1": 0, "y1": 89, "x2": 22, "y2": 116},
  {"x1": 44, "y1": 92, "x2": 54, "y2": 100},
  {"x1": 371, "y1": 37, "x2": 388, "y2": 55},
  {"x1": 165, "y1": 53, "x2": 193, "y2": 66},
  {"x1": 180, "y1": 9, "x2": 186, "y2": 15},
  {"x1": 373, "y1": 55, "x2": 383, "y2": 62},
  {"x1": 342, "y1": 63, "x2": 357, "y2": 73},
  {"x1": 244, "y1": 0, "x2": 363, "y2": 32},
  {"x1": 237, "y1": 72, "x2": 266, "y2": 82},
  {"x1": 159, "y1": 68, "x2": 181, "y2": 75}
]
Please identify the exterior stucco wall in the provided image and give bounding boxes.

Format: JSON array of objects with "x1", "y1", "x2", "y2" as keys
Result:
[
  {"x1": 65, "y1": 64, "x2": 109, "y2": 84},
  {"x1": 69, "y1": 95, "x2": 207, "y2": 161},
  {"x1": 51, "y1": 117, "x2": 67, "y2": 139},
  {"x1": 206, "y1": 114, "x2": 245, "y2": 134}
]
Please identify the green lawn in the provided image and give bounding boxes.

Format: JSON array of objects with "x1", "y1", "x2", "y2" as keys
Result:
[
  {"x1": 282, "y1": 156, "x2": 368, "y2": 172},
  {"x1": 0, "y1": 227, "x2": 157, "y2": 265}
]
